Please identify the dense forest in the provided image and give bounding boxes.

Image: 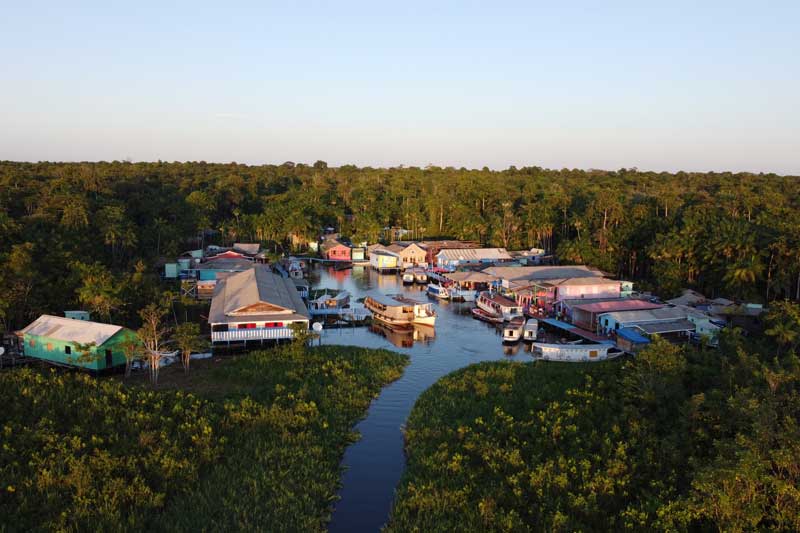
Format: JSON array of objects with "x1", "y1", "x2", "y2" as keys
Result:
[
  {"x1": 1, "y1": 160, "x2": 799, "y2": 332},
  {"x1": 387, "y1": 305, "x2": 800, "y2": 532}
]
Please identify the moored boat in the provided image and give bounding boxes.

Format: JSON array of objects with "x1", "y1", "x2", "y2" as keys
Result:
[
  {"x1": 523, "y1": 318, "x2": 538, "y2": 342},
  {"x1": 471, "y1": 307, "x2": 504, "y2": 324},
  {"x1": 476, "y1": 291, "x2": 523, "y2": 321},
  {"x1": 531, "y1": 342, "x2": 620, "y2": 362},
  {"x1": 414, "y1": 271, "x2": 428, "y2": 284},
  {"x1": 364, "y1": 293, "x2": 437, "y2": 327},
  {"x1": 402, "y1": 271, "x2": 416, "y2": 284},
  {"x1": 502, "y1": 317, "x2": 525, "y2": 343},
  {"x1": 426, "y1": 283, "x2": 450, "y2": 300}
]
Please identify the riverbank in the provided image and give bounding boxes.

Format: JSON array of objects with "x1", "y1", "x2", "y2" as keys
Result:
[{"x1": 0, "y1": 345, "x2": 408, "y2": 532}]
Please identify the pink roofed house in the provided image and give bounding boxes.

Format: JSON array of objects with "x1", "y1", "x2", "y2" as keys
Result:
[{"x1": 571, "y1": 299, "x2": 665, "y2": 332}]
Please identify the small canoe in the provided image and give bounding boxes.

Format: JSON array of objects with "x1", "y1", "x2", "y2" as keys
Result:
[{"x1": 471, "y1": 307, "x2": 504, "y2": 324}]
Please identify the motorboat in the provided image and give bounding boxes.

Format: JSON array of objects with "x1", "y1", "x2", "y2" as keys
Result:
[
  {"x1": 523, "y1": 318, "x2": 538, "y2": 342},
  {"x1": 426, "y1": 283, "x2": 450, "y2": 300},
  {"x1": 502, "y1": 317, "x2": 525, "y2": 343},
  {"x1": 414, "y1": 270, "x2": 428, "y2": 284},
  {"x1": 402, "y1": 271, "x2": 416, "y2": 284}
]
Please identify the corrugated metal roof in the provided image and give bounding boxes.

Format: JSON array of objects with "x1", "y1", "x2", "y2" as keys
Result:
[
  {"x1": 20, "y1": 315, "x2": 124, "y2": 346},
  {"x1": 482, "y1": 265, "x2": 604, "y2": 281},
  {"x1": 437, "y1": 248, "x2": 512, "y2": 262},
  {"x1": 637, "y1": 320, "x2": 696, "y2": 334},
  {"x1": 208, "y1": 266, "x2": 309, "y2": 324},
  {"x1": 443, "y1": 271, "x2": 498, "y2": 283},
  {"x1": 574, "y1": 300, "x2": 663, "y2": 314},
  {"x1": 601, "y1": 307, "x2": 690, "y2": 323},
  {"x1": 233, "y1": 243, "x2": 260, "y2": 255},
  {"x1": 617, "y1": 327, "x2": 651, "y2": 343}
]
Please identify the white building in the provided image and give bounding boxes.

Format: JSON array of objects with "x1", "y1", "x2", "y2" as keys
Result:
[{"x1": 209, "y1": 266, "x2": 310, "y2": 350}]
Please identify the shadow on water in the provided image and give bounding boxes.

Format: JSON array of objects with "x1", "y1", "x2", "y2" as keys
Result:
[{"x1": 317, "y1": 266, "x2": 524, "y2": 532}]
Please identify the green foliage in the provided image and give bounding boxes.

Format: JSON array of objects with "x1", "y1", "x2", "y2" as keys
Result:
[
  {"x1": 1, "y1": 162, "x2": 799, "y2": 332},
  {"x1": 387, "y1": 332, "x2": 800, "y2": 532},
  {"x1": 0, "y1": 368, "x2": 222, "y2": 531},
  {"x1": 0, "y1": 345, "x2": 408, "y2": 532}
]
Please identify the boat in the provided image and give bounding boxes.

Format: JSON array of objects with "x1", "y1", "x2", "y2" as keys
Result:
[
  {"x1": 450, "y1": 288, "x2": 477, "y2": 302},
  {"x1": 502, "y1": 317, "x2": 525, "y2": 343},
  {"x1": 364, "y1": 293, "x2": 437, "y2": 327},
  {"x1": 523, "y1": 318, "x2": 538, "y2": 342},
  {"x1": 402, "y1": 271, "x2": 416, "y2": 284},
  {"x1": 414, "y1": 270, "x2": 428, "y2": 284},
  {"x1": 426, "y1": 283, "x2": 450, "y2": 300},
  {"x1": 471, "y1": 307, "x2": 504, "y2": 324},
  {"x1": 531, "y1": 342, "x2": 620, "y2": 362},
  {"x1": 476, "y1": 291, "x2": 523, "y2": 321}
]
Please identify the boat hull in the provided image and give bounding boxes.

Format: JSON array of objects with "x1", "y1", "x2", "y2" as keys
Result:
[
  {"x1": 426, "y1": 284, "x2": 450, "y2": 299},
  {"x1": 471, "y1": 307, "x2": 503, "y2": 324}
]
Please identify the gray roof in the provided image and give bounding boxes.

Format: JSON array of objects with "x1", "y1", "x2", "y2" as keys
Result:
[
  {"x1": 637, "y1": 319, "x2": 696, "y2": 334},
  {"x1": 197, "y1": 257, "x2": 255, "y2": 271},
  {"x1": 20, "y1": 315, "x2": 125, "y2": 346},
  {"x1": 437, "y1": 248, "x2": 512, "y2": 262},
  {"x1": 601, "y1": 307, "x2": 690, "y2": 324},
  {"x1": 482, "y1": 265, "x2": 604, "y2": 281},
  {"x1": 208, "y1": 266, "x2": 309, "y2": 324},
  {"x1": 233, "y1": 243, "x2": 261, "y2": 255}
]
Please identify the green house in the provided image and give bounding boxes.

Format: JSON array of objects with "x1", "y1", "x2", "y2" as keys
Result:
[{"x1": 19, "y1": 315, "x2": 138, "y2": 372}]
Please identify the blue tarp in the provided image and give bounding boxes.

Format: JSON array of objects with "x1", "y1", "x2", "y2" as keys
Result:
[
  {"x1": 541, "y1": 318, "x2": 576, "y2": 330},
  {"x1": 617, "y1": 327, "x2": 650, "y2": 344}
]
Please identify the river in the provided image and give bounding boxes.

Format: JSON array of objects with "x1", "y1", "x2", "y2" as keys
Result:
[{"x1": 310, "y1": 266, "x2": 528, "y2": 532}]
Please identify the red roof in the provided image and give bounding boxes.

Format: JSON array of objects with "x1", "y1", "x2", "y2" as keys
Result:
[{"x1": 573, "y1": 300, "x2": 663, "y2": 314}]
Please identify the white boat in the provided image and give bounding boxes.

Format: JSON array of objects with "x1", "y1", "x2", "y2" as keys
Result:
[
  {"x1": 415, "y1": 271, "x2": 428, "y2": 284},
  {"x1": 450, "y1": 288, "x2": 477, "y2": 302},
  {"x1": 427, "y1": 283, "x2": 450, "y2": 300},
  {"x1": 476, "y1": 291, "x2": 522, "y2": 321},
  {"x1": 402, "y1": 272, "x2": 416, "y2": 284},
  {"x1": 364, "y1": 293, "x2": 437, "y2": 327},
  {"x1": 502, "y1": 317, "x2": 525, "y2": 343},
  {"x1": 531, "y1": 342, "x2": 619, "y2": 362},
  {"x1": 471, "y1": 307, "x2": 504, "y2": 324},
  {"x1": 523, "y1": 319, "x2": 538, "y2": 342}
]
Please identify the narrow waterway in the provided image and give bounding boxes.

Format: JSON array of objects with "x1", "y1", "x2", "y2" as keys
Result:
[{"x1": 312, "y1": 266, "x2": 529, "y2": 532}]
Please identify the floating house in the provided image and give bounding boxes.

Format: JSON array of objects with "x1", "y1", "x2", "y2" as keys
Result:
[
  {"x1": 436, "y1": 248, "x2": 513, "y2": 270},
  {"x1": 571, "y1": 299, "x2": 664, "y2": 332},
  {"x1": 599, "y1": 307, "x2": 697, "y2": 343},
  {"x1": 209, "y1": 266, "x2": 310, "y2": 350},
  {"x1": 19, "y1": 314, "x2": 137, "y2": 372},
  {"x1": 321, "y1": 239, "x2": 352, "y2": 261},
  {"x1": 394, "y1": 242, "x2": 428, "y2": 268},
  {"x1": 370, "y1": 250, "x2": 401, "y2": 274},
  {"x1": 351, "y1": 246, "x2": 366, "y2": 262},
  {"x1": 416, "y1": 240, "x2": 480, "y2": 266}
]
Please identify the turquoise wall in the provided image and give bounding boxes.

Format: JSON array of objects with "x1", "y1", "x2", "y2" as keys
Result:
[{"x1": 23, "y1": 329, "x2": 138, "y2": 371}]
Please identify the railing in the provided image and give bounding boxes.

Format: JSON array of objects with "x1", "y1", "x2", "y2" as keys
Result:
[{"x1": 212, "y1": 327, "x2": 294, "y2": 342}]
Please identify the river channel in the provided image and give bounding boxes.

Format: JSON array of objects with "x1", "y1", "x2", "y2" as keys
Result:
[{"x1": 311, "y1": 265, "x2": 530, "y2": 532}]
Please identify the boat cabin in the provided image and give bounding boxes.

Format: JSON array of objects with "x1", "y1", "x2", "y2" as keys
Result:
[{"x1": 476, "y1": 291, "x2": 523, "y2": 321}]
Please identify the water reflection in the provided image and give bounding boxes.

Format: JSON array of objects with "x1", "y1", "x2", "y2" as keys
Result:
[{"x1": 318, "y1": 266, "x2": 522, "y2": 533}]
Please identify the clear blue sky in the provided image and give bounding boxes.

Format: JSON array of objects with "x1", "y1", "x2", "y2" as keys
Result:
[{"x1": 2, "y1": 1, "x2": 798, "y2": 173}]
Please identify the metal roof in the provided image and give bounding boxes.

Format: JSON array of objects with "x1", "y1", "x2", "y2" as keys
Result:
[
  {"x1": 482, "y1": 265, "x2": 604, "y2": 281},
  {"x1": 437, "y1": 248, "x2": 512, "y2": 262},
  {"x1": 232, "y1": 243, "x2": 260, "y2": 255},
  {"x1": 208, "y1": 266, "x2": 309, "y2": 324},
  {"x1": 637, "y1": 320, "x2": 696, "y2": 334},
  {"x1": 600, "y1": 307, "x2": 691, "y2": 324},
  {"x1": 573, "y1": 300, "x2": 663, "y2": 314},
  {"x1": 442, "y1": 271, "x2": 498, "y2": 283},
  {"x1": 617, "y1": 327, "x2": 651, "y2": 343},
  {"x1": 20, "y1": 315, "x2": 124, "y2": 346}
]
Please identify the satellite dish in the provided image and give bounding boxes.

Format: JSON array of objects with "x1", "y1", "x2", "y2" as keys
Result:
[{"x1": 312, "y1": 322, "x2": 323, "y2": 333}]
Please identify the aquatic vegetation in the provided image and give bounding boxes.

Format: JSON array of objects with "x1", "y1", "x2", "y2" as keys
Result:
[
  {"x1": 387, "y1": 335, "x2": 800, "y2": 532},
  {"x1": 0, "y1": 345, "x2": 408, "y2": 532}
]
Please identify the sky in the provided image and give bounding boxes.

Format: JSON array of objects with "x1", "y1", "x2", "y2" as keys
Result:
[{"x1": 1, "y1": 1, "x2": 798, "y2": 174}]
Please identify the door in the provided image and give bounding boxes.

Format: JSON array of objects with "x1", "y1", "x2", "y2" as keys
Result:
[{"x1": 105, "y1": 349, "x2": 113, "y2": 368}]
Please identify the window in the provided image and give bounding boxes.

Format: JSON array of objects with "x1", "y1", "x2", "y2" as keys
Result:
[
  {"x1": 65, "y1": 346, "x2": 72, "y2": 355},
  {"x1": 238, "y1": 323, "x2": 257, "y2": 329}
]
